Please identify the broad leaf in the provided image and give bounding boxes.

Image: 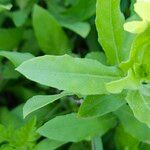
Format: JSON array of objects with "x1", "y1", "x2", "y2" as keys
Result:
[
  {"x1": 23, "y1": 91, "x2": 72, "y2": 118},
  {"x1": 78, "y1": 93, "x2": 125, "y2": 118},
  {"x1": 33, "y1": 5, "x2": 70, "y2": 55},
  {"x1": 96, "y1": 0, "x2": 125, "y2": 65},
  {"x1": 16, "y1": 55, "x2": 122, "y2": 95},
  {"x1": 0, "y1": 51, "x2": 34, "y2": 67},
  {"x1": 126, "y1": 91, "x2": 150, "y2": 128},
  {"x1": 37, "y1": 113, "x2": 116, "y2": 142}
]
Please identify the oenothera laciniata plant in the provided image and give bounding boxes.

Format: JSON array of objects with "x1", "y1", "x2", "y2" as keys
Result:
[{"x1": 0, "y1": 0, "x2": 150, "y2": 146}]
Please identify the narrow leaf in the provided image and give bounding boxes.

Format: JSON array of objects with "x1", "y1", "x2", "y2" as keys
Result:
[
  {"x1": 96, "y1": 0, "x2": 125, "y2": 65},
  {"x1": 23, "y1": 91, "x2": 72, "y2": 118}
]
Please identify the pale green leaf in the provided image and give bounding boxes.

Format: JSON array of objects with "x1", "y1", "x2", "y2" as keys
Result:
[
  {"x1": 96, "y1": 0, "x2": 125, "y2": 65},
  {"x1": 106, "y1": 70, "x2": 139, "y2": 94},
  {"x1": 0, "y1": 51, "x2": 34, "y2": 67},
  {"x1": 16, "y1": 55, "x2": 122, "y2": 95},
  {"x1": 37, "y1": 113, "x2": 116, "y2": 142},
  {"x1": 23, "y1": 91, "x2": 72, "y2": 118}
]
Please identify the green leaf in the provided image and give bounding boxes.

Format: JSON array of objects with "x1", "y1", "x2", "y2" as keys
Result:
[
  {"x1": 126, "y1": 91, "x2": 150, "y2": 128},
  {"x1": 96, "y1": 0, "x2": 125, "y2": 65},
  {"x1": 61, "y1": 21, "x2": 91, "y2": 38},
  {"x1": 115, "y1": 105, "x2": 150, "y2": 143},
  {"x1": 114, "y1": 125, "x2": 139, "y2": 150},
  {"x1": 130, "y1": 0, "x2": 136, "y2": 16},
  {"x1": 47, "y1": 0, "x2": 96, "y2": 22},
  {"x1": 12, "y1": 10, "x2": 28, "y2": 27},
  {"x1": 37, "y1": 113, "x2": 116, "y2": 142},
  {"x1": 0, "y1": 3, "x2": 12, "y2": 13},
  {"x1": 23, "y1": 91, "x2": 72, "y2": 118},
  {"x1": 85, "y1": 51, "x2": 107, "y2": 65},
  {"x1": 120, "y1": 28, "x2": 150, "y2": 73},
  {"x1": 1, "y1": 62, "x2": 19, "y2": 79},
  {"x1": 0, "y1": 28, "x2": 23, "y2": 50},
  {"x1": 78, "y1": 93, "x2": 125, "y2": 118},
  {"x1": 12, "y1": 118, "x2": 37, "y2": 148},
  {"x1": 33, "y1": 4, "x2": 70, "y2": 55},
  {"x1": 0, "y1": 51, "x2": 34, "y2": 67},
  {"x1": 16, "y1": 55, "x2": 122, "y2": 95},
  {"x1": 69, "y1": 142, "x2": 91, "y2": 150},
  {"x1": 35, "y1": 139, "x2": 66, "y2": 150},
  {"x1": 62, "y1": 0, "x2": 96, "y2": 21}
]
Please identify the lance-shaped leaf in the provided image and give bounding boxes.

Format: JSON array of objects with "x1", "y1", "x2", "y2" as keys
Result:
[
  {"x1": 37, "y1": 113, "x2": 116, "y2": 142},
  {"x1": 23, "y1": 91, "x2": 72, "y2": 118},
  {"x1": 78, "y1": 93, "x2": 125, "y2": 118},
  {"x1": 16, "y1": 55, "x2": 122, "y2": 95},
  {"x1": 33, "y1": 5, "x2": 70, "y2": 55},
  {"x1": 0, "y1": 51, "x2": 34, "y2": 67},
  {"x1": 126, "y1": 91, "x2": 150, "y2": 128},
  {"x1": 115, "y1": 105, "x2": 150, "y2": 143},
  {"x1": 96, "y1": 0, "x2": 125, "y2": 65}
]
